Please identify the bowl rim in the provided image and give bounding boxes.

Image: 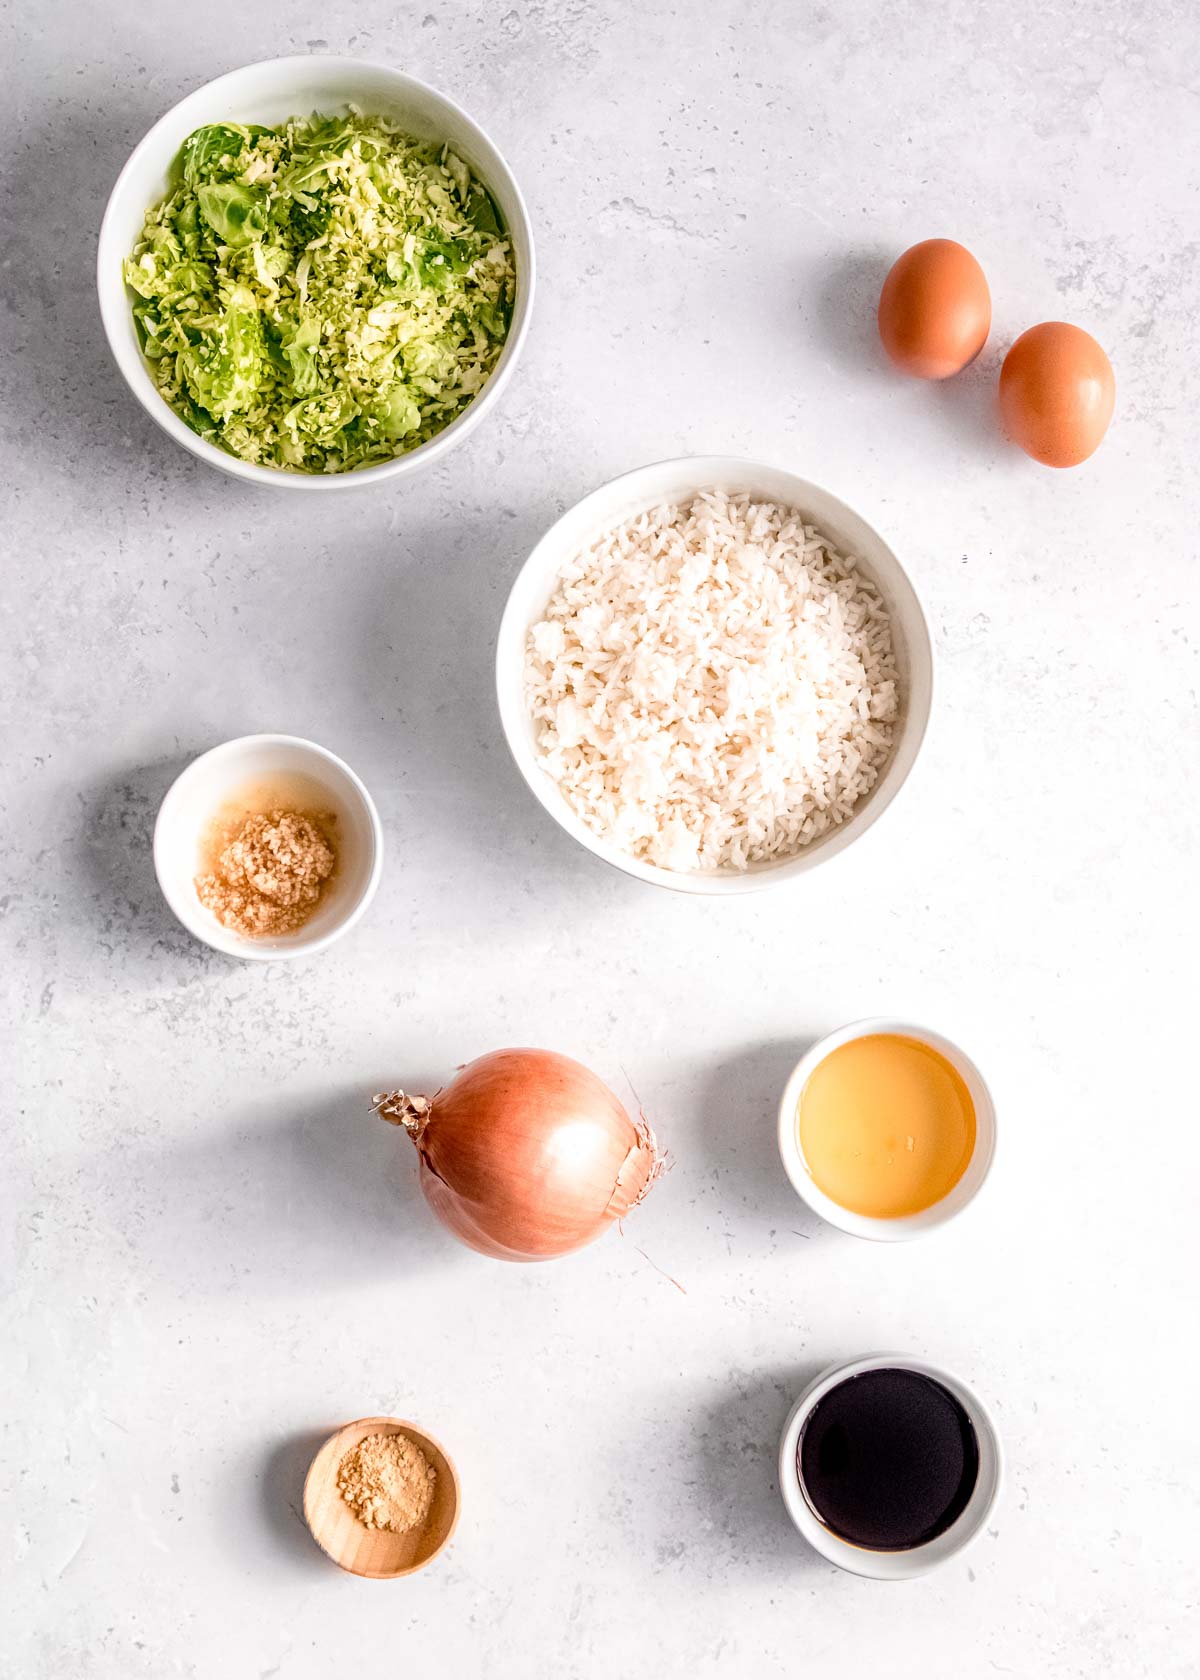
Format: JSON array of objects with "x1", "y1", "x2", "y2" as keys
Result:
[
  {"x1": 152, "y1": 730, "x2": 384, "y2": 960},
  {"x1": 777, "y1": 1353, "x2": 1004, "y2": 1579},
  {"x1": 776, "y1": 1016, "x2": 998, "y2": 1240},
  {"x1": 302, "y1": 1414, "x2": 462, "y2": 1579},
  {"x1": 96, "y1": 54, "x2": 535, "y2": 491},
  {"x1": 495, "y1": 455, "x2": 935, "y2": 895}
]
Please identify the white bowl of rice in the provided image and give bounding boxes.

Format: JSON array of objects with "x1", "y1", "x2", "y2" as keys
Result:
[{"x1": 496, "y1": 458, "x2": 933, "y2": 894}]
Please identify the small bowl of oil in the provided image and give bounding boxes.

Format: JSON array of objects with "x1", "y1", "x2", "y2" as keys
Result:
[
  {"x1": 153, "y1": 733, "x2": 383, "y2": 961},
  {"x1": 777, "y1": 1018, "x2": 996, "y2": 1240}
]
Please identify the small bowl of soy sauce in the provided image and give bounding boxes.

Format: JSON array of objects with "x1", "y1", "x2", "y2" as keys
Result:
[{"x1": 779, "y1": 1355, "x2": 1002, "y2": 1579}]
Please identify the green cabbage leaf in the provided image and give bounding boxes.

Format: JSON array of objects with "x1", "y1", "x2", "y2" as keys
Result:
[{"x1": 123, "y1": 112, "x2": 516, "y2": 473}]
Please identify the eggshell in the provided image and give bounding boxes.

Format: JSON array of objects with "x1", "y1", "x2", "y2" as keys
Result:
[
  {"x1": 999, "y1": 322, "x2": 1115, "y2": 468},
  {"x1": 877, "y1": 239, "x2": 992, "y2": 379}
]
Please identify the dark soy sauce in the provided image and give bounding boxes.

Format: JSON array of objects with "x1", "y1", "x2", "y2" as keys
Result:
[{"x1": 798, "y1": 1367, "x2": 979, "y2": 1551}]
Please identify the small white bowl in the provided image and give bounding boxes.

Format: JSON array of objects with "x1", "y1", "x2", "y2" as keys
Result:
[
  {"x1": 97, "y1": 56, "x2": 534, "y2": 489},
  {"x1": 777, "y1": 1018, "x2": 996, "y2": 1240},
  {"x1": 495, "y1": 457, "x2": 934, "y2": 895},
  {"x1": 153, "y1": 733, "x2": 383, "y2": 960},
  {"x1": 778, "y1": 1353, "x2": 1003, "y2": 1579}
]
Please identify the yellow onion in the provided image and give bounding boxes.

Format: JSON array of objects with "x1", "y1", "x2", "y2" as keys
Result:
[{"x1": 374, "y1": 1048, "x2": 663, "y2": 1261}]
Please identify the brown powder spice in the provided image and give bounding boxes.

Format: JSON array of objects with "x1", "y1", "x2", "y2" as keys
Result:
[
  {"x1": 336, "y1": 1431, "x2": 437, "y2": 1534},
  {"x1": 196, "y1": 809, "x2": 336, "y2": 938}
]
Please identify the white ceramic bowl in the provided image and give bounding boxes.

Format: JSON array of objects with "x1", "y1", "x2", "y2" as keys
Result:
[
  {"x1": 777, "y1": 1017, "x2": 997, "y2": 1240},
  {"x1": 153, "y1": 733, "x2": 383, "y2": 960},
  {"x1": 97, "y1": 56, "x2": 534, "y2": 489},
  {"x1": 778, "y1": 1353, "x2": 1003, "y2": 1579},
  {"x1": 495, "y1": 458, "x2": 934, "y2": 895}
]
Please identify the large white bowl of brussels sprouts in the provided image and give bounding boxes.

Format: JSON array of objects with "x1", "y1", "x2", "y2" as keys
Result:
[{"x1": 98, "y1": 57, "x2": 534, "y2": 489}]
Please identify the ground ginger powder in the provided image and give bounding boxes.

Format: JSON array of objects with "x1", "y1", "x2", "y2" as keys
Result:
[
  {"x1": 336, "y1": 1431, "x2": 437, "y2": 1534},
  {"x1": 196, "y1": 809, "x2": 336, "y2": 938}
]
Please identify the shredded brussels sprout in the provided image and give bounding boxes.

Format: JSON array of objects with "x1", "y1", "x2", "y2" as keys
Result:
[{"x1": 123, "y1": 112, "x2": 516, "y2": 473}]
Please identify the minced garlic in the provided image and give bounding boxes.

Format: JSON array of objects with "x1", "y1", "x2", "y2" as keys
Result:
[{"x1": 195, "y1": 809, "x2": 336, "y2": 938}]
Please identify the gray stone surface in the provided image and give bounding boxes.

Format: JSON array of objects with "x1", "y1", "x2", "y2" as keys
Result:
[{"x1": 3, "y1": 1, "x2": 1198, "y2": 1674}]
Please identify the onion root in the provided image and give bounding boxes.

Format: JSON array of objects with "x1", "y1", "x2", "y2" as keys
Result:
[{"x1": 372, "y1": 1089, "x2": 434, "y2": 1138}]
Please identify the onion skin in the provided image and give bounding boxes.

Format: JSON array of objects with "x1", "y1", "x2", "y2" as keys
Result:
[{"x1": 376, "y1": 1049, "x2": 662, "y2": 1262}]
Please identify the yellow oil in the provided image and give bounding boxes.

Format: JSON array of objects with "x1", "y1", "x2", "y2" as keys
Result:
[{"x1": 797, "y1": 1033, "x2": 976, "y2": 1219}]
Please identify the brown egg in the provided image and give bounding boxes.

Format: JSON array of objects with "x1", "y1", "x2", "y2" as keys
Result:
[
  {"x1": 999, "y1": 322, "x2": 1115, "y2": 467},
  {"x1": 877, "y1": 239, "x2": 992, "y2": 379}
]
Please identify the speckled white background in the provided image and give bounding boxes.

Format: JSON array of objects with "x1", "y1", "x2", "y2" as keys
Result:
[{"x1": 4, "y1": 1, "x2": 1199, "y2": 1674}]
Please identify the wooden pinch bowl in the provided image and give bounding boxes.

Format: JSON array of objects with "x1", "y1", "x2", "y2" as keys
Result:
[{"x1": 303, "y1": 1416, "x2": 461, "y2": 1579}]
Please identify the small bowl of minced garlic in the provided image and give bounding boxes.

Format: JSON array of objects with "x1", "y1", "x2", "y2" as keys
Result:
[
  {"x1": 153, "y1": 734, "x2": 383, "y2": 961},
  {"x1": 303, "y1": 1416, "x2": 461, "y2": 1579}
]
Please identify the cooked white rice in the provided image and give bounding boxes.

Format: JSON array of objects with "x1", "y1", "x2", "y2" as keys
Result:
[{"x1": 524, "y1": 490, "x2": 900, "y2": 872}]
